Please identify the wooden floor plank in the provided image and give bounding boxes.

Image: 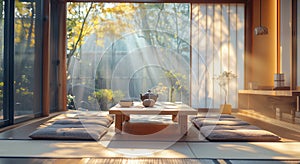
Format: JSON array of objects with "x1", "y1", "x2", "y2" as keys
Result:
[{"x1": 0, "y1": 157, "x2": 299, "y2": 164}]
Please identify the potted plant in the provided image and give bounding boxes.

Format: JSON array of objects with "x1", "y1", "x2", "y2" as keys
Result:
[
  {"x1": 92, "y1": 89, "x2": 114, "y2": 110},
  {"x1": 215, "y1": 71, "x2": 237, "y2": 114}
]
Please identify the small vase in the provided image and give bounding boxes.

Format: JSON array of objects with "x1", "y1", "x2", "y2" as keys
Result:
[{"x1": 220, "y1": 104, "x2": 232, "y2": 114}]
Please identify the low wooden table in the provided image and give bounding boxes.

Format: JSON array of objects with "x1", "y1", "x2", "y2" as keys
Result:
[{"x1": 109, "y1": 102, "x2": 198, "y2": 135}]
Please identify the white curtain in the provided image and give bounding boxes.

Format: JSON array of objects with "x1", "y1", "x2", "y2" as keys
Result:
[{"x1": 191, "y1": 3, "x2": 245, "y2": 109}]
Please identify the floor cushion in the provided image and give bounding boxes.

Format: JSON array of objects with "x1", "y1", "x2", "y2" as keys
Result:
[
  {"x1": 200, "y1": 125, "x2": 261, "y2": 131},
  {"x1": 29, "y1": 126, "x2": 108, "y2": 140},
  {"x1": 29, "y1": 112, "x2": 114, "y2": 140},
  {"x1": 48, "y1": 124, "x2": 107, "y2": 129},
  {"x1": 191, "y1": 117, "x2": 250, "y2": 129},
  {"x1": 73, "y1": 113, "x2": 114, "y2": 122},
  {"x1": 191, "y1": 114, "x2": 281, "y2": 142},
  {"x1": 191, "y1": 114, "x2": 236, "y2": 119},
  {"x1": 201, "y1": 128, "x2": 281, "y2": 142},
  {"x1": 53, "y1": 118, "x2": 113, "y2": 127}
]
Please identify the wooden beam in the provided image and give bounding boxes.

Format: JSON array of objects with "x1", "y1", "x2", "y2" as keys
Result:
[
  {"x1": 291, "y1": 0, "x2": 297, "y2": 90},
  {"x1": 277, "y1": 0, "x2": 280, "y2": 74},
  {"x1": 42, "y1": 0, "x2": 51, "y2": 116},
  {"x1": 244, "y1": 0, "x2": 253, "y2": 89},
  {"x1": 58, "y1": 1, "x2": 68, "y2": 111}
]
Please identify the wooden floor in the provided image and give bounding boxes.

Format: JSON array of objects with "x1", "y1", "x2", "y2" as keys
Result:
[
  {"x1": 0, "y1": 158, "x2": 217, "y2": 164},
  {"x1": 0, "y1": 157, "x2": 299, "y2": 164}
]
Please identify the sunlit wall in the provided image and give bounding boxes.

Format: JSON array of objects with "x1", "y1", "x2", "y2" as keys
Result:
[{"x1": 191, "y1": 4, "x2": 244, "y2": 109}]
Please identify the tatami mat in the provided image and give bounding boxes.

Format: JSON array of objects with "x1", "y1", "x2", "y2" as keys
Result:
[
  {"x1": 0, "y1": 140, "x2": 300, "y2": 160},
  {"x1": 1, "y1": 111, "x2": 300, "y2": 161}
]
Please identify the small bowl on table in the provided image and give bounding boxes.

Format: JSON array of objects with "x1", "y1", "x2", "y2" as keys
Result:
[{"x1": 119, "y1": 99, "x2": 133, "y2": 107}]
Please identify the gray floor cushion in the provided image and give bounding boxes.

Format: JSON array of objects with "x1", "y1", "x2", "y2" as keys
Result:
[
  {"x1": 201, "y1": 129, "x2": 281, "y2": 142},
  {"x1": 191, "y1": 114, "x2": 236, "y2": 119},
  {"x1": 53, "y1": 118, "x2": 113, "y2": 127},
  {"x1": 191, "y1": 115, "x2": 281, "y2": 142},
  {"x1": 191, "y1": 117, "x2": 250, "y2": 129},
  {"x1": 48, "y1": 124, "x2": 107, "y2": 129},
  {"x1": 29, "y1": 112, "x2": 114, "y2": 140},
  {"x1": 72, "y1": 113, "x2": 114, "y2": 122},
  {"x1": 29, "y1": 126, "x2": 108, "y2": 140},
  {"x1": 200, "y1": 125, "x2": 261, "y2": 131}
]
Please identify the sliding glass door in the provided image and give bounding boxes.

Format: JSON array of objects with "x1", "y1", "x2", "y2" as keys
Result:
[
  {"x1": 67, "y1": 3, "x2": 191, "y2": 110},
  {"x1": 66, "y1": 2, "x2": 245, "y2": 111},
  {"x1": 0, "y1": 1, "x2": 5, "y2": 125},
  {"x1": 0, "y1": 0, "x2": 43, "y2": 127},
  {"x1": 13, "y1": 0, "x2": 43, "y2": 122}
]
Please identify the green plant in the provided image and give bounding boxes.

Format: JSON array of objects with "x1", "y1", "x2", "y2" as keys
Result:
[
  {"x1": 67, "y1": 94, "x2": 75, "y2": 109},
  {"x1": 112, "y1": 90, "x2": 124, "y2": 105},
  {"x1": 89, "y1": 89, "x2": 124, "y2": 110},
  {"x1": 165, "y1": 70, "x2": 187, "y2": 102},
  {"x1": 94, "y1": 89, "x2": 113, "y2": 110},
  {"x1": 152, "y1": 82, "x2": 169, "y2": 101}
]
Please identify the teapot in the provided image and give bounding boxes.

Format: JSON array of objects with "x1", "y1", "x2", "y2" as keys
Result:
[
  {"x1": 142, "y1": 99, "x2": 155, "y2": 107},
  {"x1": 140, "y1": 90, "x2": 158, "y2": 102}
]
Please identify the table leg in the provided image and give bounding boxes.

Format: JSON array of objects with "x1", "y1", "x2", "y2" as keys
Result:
[
  {"x1": 115, "y1": 114, "x2": 123, "y2": 134},
  {"x1": 178, "y1": 115, "x2": 188, "y2": 135},
  {"x1": 296, "y1": 96, "x2": 300, "y2": 118},
  {"x1": 297, "y1": 96, "x2": 299, "y2": 112},
  {"x1": 172, "y1": 115, "x2": 178, "y2": 122},
  {"x1": 123, "y1": 115, "x2": 130, "y2": 122}
]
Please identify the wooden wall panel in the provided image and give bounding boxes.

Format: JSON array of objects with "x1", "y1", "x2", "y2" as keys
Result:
[{"x1": 250, "y1": 0, "x2": 277, "y2": 88}]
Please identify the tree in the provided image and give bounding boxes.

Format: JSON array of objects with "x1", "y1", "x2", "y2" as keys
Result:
[
  {"x1": 165, "y1": 70, "x2": 188, "y2": 102},
  {"x1": 134, "y1": 3, "x2": 190, "y2": 54},
  {"x1": 133, "y1": 4, "x2": 191, "y2": 103},
  {"x1": 66, "y1": 3, "x2": 137, "y2": 67},
  {"x1": 14, "y1": 1, "x2": 36, "y2": 112}
]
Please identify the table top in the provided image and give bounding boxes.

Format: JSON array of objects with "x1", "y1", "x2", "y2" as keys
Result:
[{"x1": 109, "y1": 102, "x2": 198, "y2": 115}]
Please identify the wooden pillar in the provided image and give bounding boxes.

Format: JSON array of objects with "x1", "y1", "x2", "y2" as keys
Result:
[
  {"x1": 245, "y1": 0, "x2": 253, "y2": 89},
  {"x1": 277, "y1": 0, "x2": 281, "y2": 74},
  {"x1": 58, "y1": 1, "x2": 67, "y2": 111},
  {"x1": 42, "y1": 0, "x2": 51, "y2": 116}
]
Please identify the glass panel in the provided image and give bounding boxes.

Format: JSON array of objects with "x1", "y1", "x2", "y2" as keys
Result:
[
  {"x1": 14, "y1": 0, "x2": 36, "y2": 117},
  {"x1": 67, "y1": 3, "x2": 191, "y2": 110},
  {"x1": 0, "y1": 1, "x2": 4, "y2": 121}
]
